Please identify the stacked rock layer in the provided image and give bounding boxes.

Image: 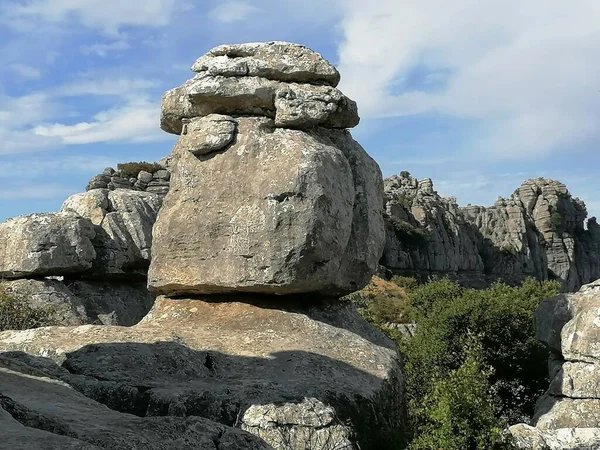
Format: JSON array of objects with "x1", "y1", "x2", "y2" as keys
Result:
[
  {"x1": 510, "y1": 279, "x2": 600, "y2": 449},
  {"x1": 149, "y1": 41, "x2": 385, "y2": 297}
]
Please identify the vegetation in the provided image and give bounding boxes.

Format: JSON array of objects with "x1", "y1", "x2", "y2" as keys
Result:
[
  {"x1": 351, "y1": 276, "x2": 560, "y2": 449},
  {"x1": 0, "y1": 286, "x2": 56, "y2": 331},
  {"x1": 389, "y1": 217, "x2": 428, "y2": 249},
  {"x1": 345, "y1": 277, "x2": 414, "y2": 325},
  {"x1": 117, "y1": 161, "x2": 162, "y2": 179}
]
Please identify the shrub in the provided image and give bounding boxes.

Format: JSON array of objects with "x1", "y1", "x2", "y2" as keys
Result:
[
  {"x1": 410, "y1": 337, "x2": 506, "y2": 450},
  {"x1": 0, "y1": 287, "x2": 56, "y2": 331},
  {"x1": 117, "y1": 161, "x2": 162, "y2": 179},
  {"x1": 391, "y1": 276, "x2": 419, "y2": 292},
  {"x1": 398, "y1": 277, "x2": 560, "y2": 448}
]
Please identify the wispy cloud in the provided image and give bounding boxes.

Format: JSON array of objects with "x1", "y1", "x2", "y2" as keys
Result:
[
  {"x1": 337, "y1": 0, "x2": 600, "y2": 159},
  {"x1": 34, "y1": 98, "x2": 170, "y2": 145},
  {"x1": 9, "y1": 63, "x2": 42, "y2": 79},
  {"x1": 81, "y1": 39, "x2": 130, "y2": 57},
  {"x1": 209, "y1": 1, "x2": 259, "y2": 24},
  {"x1": 0, "y1": 182, "x2": 74, "y2": 200}
]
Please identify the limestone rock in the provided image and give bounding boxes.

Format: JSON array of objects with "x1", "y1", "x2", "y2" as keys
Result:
[
  {"x1": 61, "y1": 189, "x2": 162, "y2": 278},
  {"x1": 161, "y1": 74, "x2": 358, "y2": 135},
  {"x1": 0, "y1": 279, "x2": 155, "y2": 326},
  {"x1": 509, "y1": 423, "x2": 600, "y2": 449},
  {"x1": 0, "y1": 213, "x2": 96, "y2": 279},
  {"x1": 191, "y1": 42, "x2": 341, "y2": 86},
  {"x1": 0, "y1": 297, "x2": 404, "y2": 449},
  {"x1": 149, "y1": 116, "x2": 383, "y2": 296},
  {"x1": 382, "y1": 175, "x2": 600, "y2": 292},
  {"x1": 0, "y1": 353, "x2": 272, "y2": 450}
]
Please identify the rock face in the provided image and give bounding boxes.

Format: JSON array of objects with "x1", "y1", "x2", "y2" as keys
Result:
[
  {"x1": 382, "y1": 174, "x2": 600, "y2": 291},
  {"x1": 0, "y1": 297, "x2": 403, "y2": 450},
  {"x1": 61, "y1": 189, "x2": 162, "y2": 279},
  {"x1": 0, "y1": 213, "x2": 96, "y2": 279},
  {"x1": 149, "y1": 41, "x2": 384, "y2": 297},
  {"x1": 509, "y1": 279, "x2": 600, "y2": 449},
  {"x1": 0, "y1": 353, "x2": 272, "y2": 450},
  {"x1": 86, "y1": 165, "x2": 171, "y2": 199}
]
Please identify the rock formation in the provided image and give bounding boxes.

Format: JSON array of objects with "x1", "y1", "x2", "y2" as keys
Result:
[
  {"x1": 0, "y1": 42, "x2": 401, "y2": 450},
  {"x1": 149, "y1": 41, "x2": 384, "y2": 297},
  {"x1": 382, "y1": 173, "x2": 600, "y2": 291},
  {"x1": 86, "y1": 165, "x2": 171, "y2": 198},
  {"x1": 509, "y1": 279, "x2": 600, "y2": 449}
]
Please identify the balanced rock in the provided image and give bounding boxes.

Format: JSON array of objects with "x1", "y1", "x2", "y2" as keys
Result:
[
  {"x1": 0, "y1": 212, "x2": 96, "y2": 279},
  {"x1": 149, "y1": 43, "x2": 384, "y2": 297},
  {"x1": 509, "y1": 279, "x2": 600, "y2": 448}
]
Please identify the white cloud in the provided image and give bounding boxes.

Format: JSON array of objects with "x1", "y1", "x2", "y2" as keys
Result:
[
  {"x1": 33, "y1": 98, "x2": 172, "y2": 145},
  {"x1": 1, "y1": 156, "x2": 118, "y2": 178},
  {"x1": 81, "y1": 40, "x2": 130, "y2": 57},
  {"x1": 3, "y1": 0, "x2": 184, "y2": 35},
  {"x1": 337, "y1": 0, "x2": 600, "y2": 159},
  {"x1": 55, "y1": 77, "x2": 158, "y2": 97},
  {"x1": 210, "y1": 1, "x2": 259, "y2": 24},
  {"x1": 9, "y1": 63, "x2": 42, "y2": 79},
  {"x1": 0, "y1": 182, "x2": 74, "y2": 200}
]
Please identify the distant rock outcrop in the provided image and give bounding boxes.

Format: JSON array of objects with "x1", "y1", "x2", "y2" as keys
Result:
[
  {"x1": 86, "y1": 165, "x2": 171, "y2": 198},
  {"x1": 509, "y1": 279, "x2": 600, "y2": 448},
  {"x1": 382, "y1": 173, "x2": 600, "y2": 291}
]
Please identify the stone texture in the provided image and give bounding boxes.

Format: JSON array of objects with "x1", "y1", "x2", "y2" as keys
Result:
[
  {"x1": 0, "y1": 297, "x2": 404, "y2": 450},
  {"x1": 149, "y1": 116, "x2": 383, "y2": 296},
  {"x1": 510, "y1": 279, "x2": 600, "y2": 448},
  {"x1": 0, "y1": 353, "x2": 272, "y2": 450},
  {"x1": 0, "y1": 279, "x2": 155, "y2": 326},
  {"x1": 191, "y1": 42, "x2": 341, "y2": 86},
  {"x1": 382, "y1": 174, "x2": 600, "y2": 292},
  {"x1": 61, "y1": 189, "x2": 162, "y2": 279},
  {"x1": 0, "y1": 212, "x2": 96, "y2": 279},
  {"x1": 161, "y1": 74, "x2": 358, "y2": 135}
]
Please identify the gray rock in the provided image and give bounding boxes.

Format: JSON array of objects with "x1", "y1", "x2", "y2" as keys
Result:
[
  {"x1": 137, "y1": 170, "x2": 154, "y2": 184},
  {"x1": 192, "y1": 42, "x2": 341, "y2": 86},
  {"x1": 61, "y1": 190, "x2": 162, "y2": 278},
  {"x1": 0, "y1": 213, "x2": 96, "y2": 279},
  {"x1": 0, "y1": 297, "x2": 404, "y2": 449},
  {"x1": 161, "y1": 74, "x2": 358, "y2": 135},
  {"x1": 155, "y1": 169, "x2": 170, "y2": 181},
  {"x1": 86, "y1": 174, "x2": 111, "y2": 190},
  {"x1": 149, "y1": 116, "x2": 383, "y2": 296},
  {"x1": 179, "y1": 115, "x2": 237, "y2": 156},
  {"x1": 0, "y1": 354, "x2": 272, "y2": 450},
  {"x1": 509, "y1": 423, "x2": 600, "y2": 449}
]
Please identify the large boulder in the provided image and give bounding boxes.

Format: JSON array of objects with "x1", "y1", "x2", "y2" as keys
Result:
[
  {"x1": 61, "y1": 189, "x2": 162, "y2": 279},
  {"x1": 148, "y1": 115, "x2": 384, "y2": 296},
  {"x1": 0, "y1": 297, "x2": 404, "y2": 449},
  {"x1": 0, "y1": 353, "x2": 272, "y2": 450},
  {"x1": 0, "y1": 213, "x2": 96, "y2": 279}
]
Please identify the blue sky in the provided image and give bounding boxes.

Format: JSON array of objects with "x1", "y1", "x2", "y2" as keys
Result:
[{"x1": 1, "y1": 0, "x2": 599, "y2": 222}]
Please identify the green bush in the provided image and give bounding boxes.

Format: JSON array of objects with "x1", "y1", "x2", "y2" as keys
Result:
[
  {"x1": 0, "y1": 287, "x2": 56, "y2": 331},
  {"x1": 391, "y1": 276, "x2": 420, "y2": 292},
  {"x1": 117, "y1": 161, "x2": 162, "y2": 179},
  {"x1": 397, "y1": 277, "x2": 560, "y2": 448},
  {"x1": 410, "y1": 337, "x2": 506, "y2": 450}
]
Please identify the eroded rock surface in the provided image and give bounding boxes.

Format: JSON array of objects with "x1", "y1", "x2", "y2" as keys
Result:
[
  {"x1": 382, "y1": 174, "x2": 600, "y2": 292},
  {"x1": 0, "y1": 297, "x2": 403, "y2": 450},
  {"x1": 509, "y1": 280, "x2": 600, "y2": 448}
]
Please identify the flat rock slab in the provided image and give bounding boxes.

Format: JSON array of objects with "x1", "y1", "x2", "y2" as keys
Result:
[
  {"x1": 0, "y1": 354, "x2": 271, "y2": 450},
  {"x1": 0, "y1": 297, "x2": 404, "y2": 450}
]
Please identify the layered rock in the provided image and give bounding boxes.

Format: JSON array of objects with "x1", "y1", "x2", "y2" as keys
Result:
[
  {"x1": 0, "y1": 296, "x2": 402, "y2": 450},
  {"x1": 86, "y1": 165, "x2": 171, "y2": 198},
  {"x1": 149, "y1": 42, "x2": 384, "y2": 297},
  {"x1": 509, "y1": 280, "x2": 600, "y2": 448},
  {"x1": 382, "y1": 174, "x2": 600, "y2": 291},
  {"x1": 0, "y1": 352, "x2": 272, "y2": 450}
]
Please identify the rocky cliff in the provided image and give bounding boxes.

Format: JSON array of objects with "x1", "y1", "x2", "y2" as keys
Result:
[{"x1": 382, "y1": 173, "x2": 600, "y2": 292}]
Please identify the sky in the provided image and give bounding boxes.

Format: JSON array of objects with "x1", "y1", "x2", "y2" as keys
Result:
[{"x1": 0, "y1": 0, "x2": 599, "y2": 222}]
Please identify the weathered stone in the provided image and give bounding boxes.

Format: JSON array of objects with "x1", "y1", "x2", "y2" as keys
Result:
[
  {"x1": 160, "y1": 74, "x2": 358, "y2": 135},
  {"x1": 381, "y1": 175, "x2": 600, "y2": 292},
  {"x1": 138, "y1": 170, "x2": 154, "y2": 184},
  {"x1": 178, "y1": 115, "x2": 237, "y2": 156},
  {"x1": 509, "y1": 423, "x2": 600, "y2": 449},
  {"x1": 86, "y1": 174, "x2": 110, "y2": 190},
  {"x1": 149, "y1": 116, "x2": 383, "y2": 296},
  {"x1": 0, "y1": 213, "x2": 96, "y2": 279},
  {"x1": 61, "y1": 190, "x2": 162, "y2": 278},
  {"x1": 0, "y1": 354, "x2": 272, "y2": 450},
  {"x1": 192, "y1": 42, "x2": 340, "y2": 86},
  {"x1": 155, "y1": 169, "x2": 170, "y2": 181},
  {"x1": 0, "y1": 297, "x2": 402, "y2": 450}
]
